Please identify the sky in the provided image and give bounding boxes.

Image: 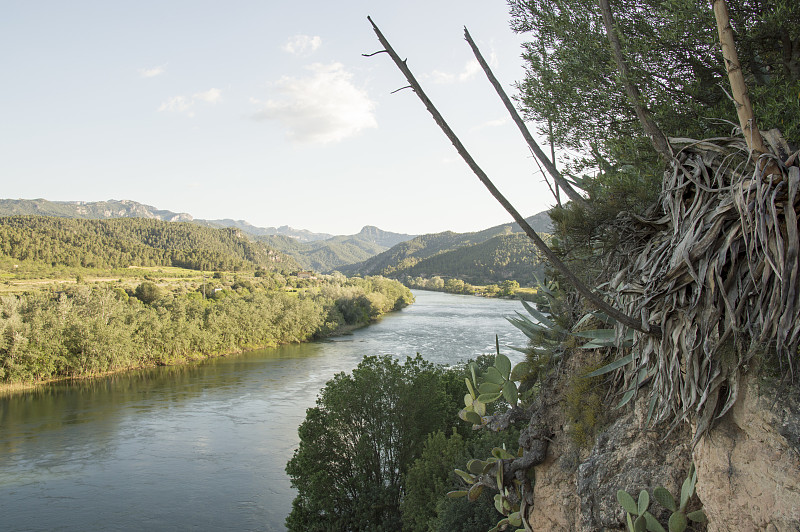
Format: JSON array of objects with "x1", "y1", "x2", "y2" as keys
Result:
[{"x1": 1, "y1": 1, "x2": 560, "y2": 236}]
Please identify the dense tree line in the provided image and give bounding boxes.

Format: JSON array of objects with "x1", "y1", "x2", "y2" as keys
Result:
[
  {"x1": 406, "y1": 276, "x2": 522, "y2": 298},
  {"x1": 285, "y1": 354, "x2": 518, "y2": 532},
  {"x1": 0, "y1": 275, "x2": 412, "y2": 384},
  {"x1": 0, "y1": 216, "x2": 298, "y2": 272},
  {"x1": 510, "y1": 0, "x2": 799, "y2": 248}
]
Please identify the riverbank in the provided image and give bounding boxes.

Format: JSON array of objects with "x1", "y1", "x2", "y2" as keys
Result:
[
  {"x1": 0, "y1": 274, "x2": 413, "y2": 395},
  {"x1": 404, "y1": 283, "x2": 538, "y2": 301},
  {"x1": 0, "y1": 290, "x2": 530, "y2": 531},
  {"x1": 0, "y1": 318, "x2": 381, "y2": 397}
]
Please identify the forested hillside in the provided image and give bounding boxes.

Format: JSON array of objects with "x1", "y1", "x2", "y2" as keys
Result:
[
  {"x1": 397, "y1": 233, "x2": 544, "y2": 285},
  {"x1": 0, "y1": 216, "x2": 298, "y2": 272},
  {"x1": 0, "y1": 198, "x2": 193, "y2": 222},
  {"x1": 0, "y1": 199, "x2": 417, "y2": 272},
  {"x1": 340, "y1": 214, "x2": 550, "y2": 284}
]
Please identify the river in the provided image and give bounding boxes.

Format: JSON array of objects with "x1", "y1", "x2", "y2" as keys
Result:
[{"x1": 0, "y1": 290, "x2": 531, "y2": 531}]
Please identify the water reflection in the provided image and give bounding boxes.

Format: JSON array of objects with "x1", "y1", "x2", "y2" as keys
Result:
[{"x1": 0, "y1": 290, "x2": 529, "y2": 531}]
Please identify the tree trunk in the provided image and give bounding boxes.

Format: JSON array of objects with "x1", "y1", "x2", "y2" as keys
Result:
[
  {"x1": 463, "y1": 27, "x2": 585, "y2": 206},
  {"x1": 598, "y1": 0, "x2": 672, "y2": 160},
  {"x1": 711, "y1": 0, "x2": 767, "y2": 154}
]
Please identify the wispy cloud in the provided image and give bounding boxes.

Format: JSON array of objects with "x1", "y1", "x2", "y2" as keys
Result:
[
  {"x1": 139, "y1": 65, "x2": 166, "y2": 78},
  {"x1": 194, "y1": 88, "x2": 221, "y2": 103},
  {"x1": 282, "y1": 35, "x2": 322, "y2": 56},
  {"x1": 251, "y1": 62, "x2": 376, "y2": 144},
  {"x1": 430, "y1": 60, "x2": 480, "y2": 84},
  {"x1": 471, "y1": 118, "x2": 508, "y2": 131},
  {"x1": 428, "y1": 50, "x2": 498, "y2": 84},
  {"x1": 158, "y1": 88, "x2": 222, "y2": 117}
]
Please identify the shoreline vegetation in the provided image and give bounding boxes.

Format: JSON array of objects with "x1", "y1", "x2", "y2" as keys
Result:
[
  {"x1": 404, "y1": 275, "x2": 536, "y2": 300},
  {"x1": 0, "y1": 264, "x2": 413, "y2": 396}
]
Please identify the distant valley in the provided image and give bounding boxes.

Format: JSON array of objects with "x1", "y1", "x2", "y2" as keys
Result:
[{"x1": 0, "y1": 198, "x2": 551, "y2": 284}]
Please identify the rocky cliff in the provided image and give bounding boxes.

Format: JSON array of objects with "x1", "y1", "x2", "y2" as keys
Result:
[{"x1": 517, "y1": 355, "x2": 799, "y2": 531}]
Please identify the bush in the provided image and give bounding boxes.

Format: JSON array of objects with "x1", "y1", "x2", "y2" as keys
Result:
[{"x1": 134, "y1": 281, "x2": 162, "y2": 304}]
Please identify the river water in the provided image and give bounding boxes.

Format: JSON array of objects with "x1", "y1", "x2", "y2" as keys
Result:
[{"x1": 0, "y1": 290, "x2": 531, "y2": 531}]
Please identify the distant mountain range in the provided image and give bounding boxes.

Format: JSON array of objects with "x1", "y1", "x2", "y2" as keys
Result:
[
  {"x1": 0, "y1": 199, "x2": 335, "y2": 241},
  {"x1": 0, "y1": 198, "x2": 553, "y2": 283}
]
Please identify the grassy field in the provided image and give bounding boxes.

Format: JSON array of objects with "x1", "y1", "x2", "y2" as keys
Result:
[{"x1": 0, "y1": 258, "x2": 260, "y2": 296}]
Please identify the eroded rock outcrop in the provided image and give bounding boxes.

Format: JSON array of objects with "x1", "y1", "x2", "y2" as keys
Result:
[
  {"x1": 526, "y1": 394, "x2": 694, "y2": 531},
  {"x1": 693, "y1": 375, "x2": 800, "y2": 531},
  {"x1": 522, "y1": 365, "x2": 799, "y2": 531}
]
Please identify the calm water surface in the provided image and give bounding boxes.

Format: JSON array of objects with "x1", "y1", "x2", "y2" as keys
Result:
[{"x1": 0, "y1": 290, "x2": 530, "y2": 531}]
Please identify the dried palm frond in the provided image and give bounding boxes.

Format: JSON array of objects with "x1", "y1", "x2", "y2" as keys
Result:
[{"x1": 602, "y1": 133, "x2": 799, "y2": 441}]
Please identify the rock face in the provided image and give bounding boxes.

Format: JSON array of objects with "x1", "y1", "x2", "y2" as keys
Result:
[
  {"x1": 693, "y1": 375, "x2": 800, "y2": 531},
  {"x1": 526, "y1": 395, "x2": 694, "y2": 531},
  {"x1": 522, "y1": 365, "x2": 798, "y2": 531}
]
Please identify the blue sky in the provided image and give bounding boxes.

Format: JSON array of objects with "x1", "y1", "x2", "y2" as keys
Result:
[{"x1": 2, "y1": 1, "x2": 559, "y2": 235}]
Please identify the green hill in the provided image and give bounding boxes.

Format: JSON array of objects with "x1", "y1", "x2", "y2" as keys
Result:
[
  {"x1": 257, "y1": 233, "x2": 389, "y2": 272},
  {"x1": 398, "y1": 233, "x2": 544, "y2": 285},
  {"x1": 0, "y1": 216, "x2": 298, "y2": 272},
  {"x1": 339, "y1": 214, "x2": 550, "y2": 285},
  {"x1": 0, "y1": 199, "x2": 416, "y2": 272}
]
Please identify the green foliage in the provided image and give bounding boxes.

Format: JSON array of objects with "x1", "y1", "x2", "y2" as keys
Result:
[
  {"x1": 510, "y1": 0, "x2": 799, "y2": 172},
  {"x1": 617, "y1": 489, "x2": 663, "y2": 532},
  {"x1": 284, "y1": 355, "x2": 458, "y2": 532},
  {"x1": 446, "y1": 440, "x2": 529, "y2": 532},
  {"x1": 403, "y1": 426, "x2": 521, "y2": 532},
  {"x1": 430, "y1": 490, "x2": 502, "y2": 532},
  {"x1": 458, "y1": 343, "x2": 532, "y2": 428},
  {"x1": 401, "y1": 430, "x2": 468, "y2": 532},
  {"x1": 564, "y1": 359, "x2": 606, "y2": 448},
  {"x1": 498, "y1": 280, "x2": 520, "y2": 298},
  {"x1": 134, "y1": 281, "x2": 162, "y2": 305},
  {"x1": 617, "y1": 464, "x2": 706, "y2": 532},
  {"x1": 0, "y1": 275, "x2": 412, "y2": 384},
  {"x1": 0, "y1": 215, "x2": 299, "y2": 272}
]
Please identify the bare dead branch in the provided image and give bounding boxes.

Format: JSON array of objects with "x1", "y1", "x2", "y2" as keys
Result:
[
  {"x1": 529, "y1": 146, "x2": 561, "y2": 206},
  {"x1": 390, "y1": 85, "x2": 413, "y2": 94},
  {"x1": 366, "y1": 16, "x2": 660, "y2": 337},
  {"x1": 463, "y1": 27, "x2": 586, "y2": 206},
  {"x1": 598, "y1": 0, "x2": 673, "y2": 161}
]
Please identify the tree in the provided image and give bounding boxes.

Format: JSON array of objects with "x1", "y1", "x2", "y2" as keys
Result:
[
  {"x1": 509, "y1": 0, "x2": 799, "y2": 170},
  {"x1": 134, "y1": 281, "x2": 162, "y2": 305},
  {"x1": 499, "y1": 280, "x2": 520, "y2": 298},
  {"x1": 285, "y1": 355, "x2": 457, "y2": 531}
]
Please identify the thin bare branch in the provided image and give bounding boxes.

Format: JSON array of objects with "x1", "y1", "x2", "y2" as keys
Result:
[
  {"x1": 463, "y1": 27, "x2": 586, "y2": 206},
  {"x1": 390, "y1": 85, "x2": 412, "y2": 94},
  {"x1": 529, "y1": 147, "x2": 561, "y2": 206},
  {"x1": 366, "y1": 16, "x2": 659, "y2": 338},
  {"x1": 598, "y1": 0, "x2": 673, "y2": 161}
]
